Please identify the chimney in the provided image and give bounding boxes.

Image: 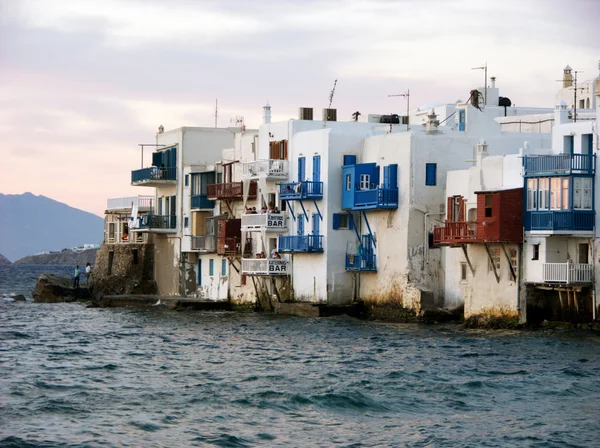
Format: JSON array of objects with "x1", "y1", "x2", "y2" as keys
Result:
[
  {"x1": 298, "y1": 107, "x2": 314, "y2": 120},
  {"x1": 476, "y1": 138, "x2": 489, "y2": 167},
  {"x1": 490, "y1": 76, "x2": 496, "y2": 88},
  {"x1": 555, "y1": 100, "x2": 569, "y2": 125},
  {"x1": 263, "y1": 102, "x2": 271, "y2": 124},
  {"x1": 425, "y1": 108, "x2": 439, "y2": 132},
  {"x1": 322, "y1": 108, "x2": 337, "y2": 122}
]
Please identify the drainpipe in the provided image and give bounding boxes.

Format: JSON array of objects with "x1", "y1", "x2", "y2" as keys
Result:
[{"x1": 592, "y1": 234, "x2": 596, "y2": 320}]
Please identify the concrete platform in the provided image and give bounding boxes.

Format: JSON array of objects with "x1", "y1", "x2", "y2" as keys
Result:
[
  {"x1": 273, "y1": 302, "x2": 365, "y2": 318},
  {"x1": 98, "y1": 295, "x2": 234, "y2": 310}
]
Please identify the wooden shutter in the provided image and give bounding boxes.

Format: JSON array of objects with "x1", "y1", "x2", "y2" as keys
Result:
[
  {"x1": 458, "y1": 196, "x2": 465, "y2": 221},
  {"x1": 447, "y1": 197, "x2": 453, "y2": 221},
  {"x1": 283, "y1": 140, "x2": 288, "y2": 160},
  {"x1": 270, "y1": 142, "x2": 277, "y2": 159}
]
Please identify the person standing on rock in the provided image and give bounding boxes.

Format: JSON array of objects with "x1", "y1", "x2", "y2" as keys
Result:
[
  {"x1": 85, "y1": 263, "x2": 92, "y2": 285},
  {"x1": 73, "y1": 265, "x2": 81, "y2": 288}
]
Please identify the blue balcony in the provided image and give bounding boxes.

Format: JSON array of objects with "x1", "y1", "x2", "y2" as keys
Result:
[
  {"x1": 191, "y1": 195, "x2": 215, "y2": 209},
  {"x1": 345, "y1": 253, "x2": 377, "y2": 272},
  {"x1": 279, "y1": 181, "x2": 323, "y2": 200},
  {"x1": 525, "y1": 210, "x2": 594, "y2": 232},
  {"x1": 351, "y1": 187, "x2": 398, "y2": 210},
  {"x1": 523, "y1": 154, "x2": 595, "y2": 177},
  {"x1": 137, "y1": 214, "x2": 177, "y2": 231},
  {"x1": 131, "y1": 167, "x2": 177, "y2": 185},
  {"x1": 278, "y1": 235, "x2": 324, "y2": 253}
]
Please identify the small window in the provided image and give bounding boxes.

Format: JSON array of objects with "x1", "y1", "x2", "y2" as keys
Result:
[
  {"x1": 184, "y1": 217, "x2": 189, "y2": 228},
  {"x1": 425, "y1": 163, "x2": 437, "y2": 186},
  {"x1": 333, "y1": 213, "x2": 349, "y2": 230},
  {"x1": 485, "y1": 195, "x2": 493, "y2": 218},
  {"x1": 532, "y1": 244, "x2": 539, "y2": 261},
  {"x1": 185, "y1": 174, "x2": 189, "y2": 187},
  {"x1": 460, "y1": 263, "x2": 468, "y2": 281},
  {"x1": 338, "y1": 214, "x2": 349, "y2": 229},
  {"x1": 108, "y1": 223, "x2": 115, "y2": 241},
  {"x1": 209, "y1": 259, "x2": 214, "y2": 276},
  {"x1": 359, "y1": 174, "x2": 370, "y2": 190},
  {"x1": 346, "y1": 174, "x2": 351, "y2": 191},
  {"x1": 222, "y1": 259, "x2": 227, "y2": 276},
  {"x1": 488, "y1": 247, "x2": 501, "y2": 272}
]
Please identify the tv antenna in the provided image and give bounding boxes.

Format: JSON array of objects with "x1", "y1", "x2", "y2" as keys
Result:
[
  {"x1": 471, "y1": 63, "x2": 488, "y2": 106},
  {"x1": 388, "y1": 90, "x2": 410, "y2": 131},
  {"x1": 328, "y1": 79, "x2": 337, "y2": 109},
  {"x1": 215, "y1": 99, "x2": 218, "y2": 128},
  {"x1": 556, "y1": 68, "x2": 585, "y2": 122}
]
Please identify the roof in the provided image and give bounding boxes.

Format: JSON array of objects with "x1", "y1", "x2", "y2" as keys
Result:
[{"x1": 474, "y1": 187, "x2": 522, "y2": 194}]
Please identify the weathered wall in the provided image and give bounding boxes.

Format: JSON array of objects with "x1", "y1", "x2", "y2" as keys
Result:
[
  {"x1": 93, "y1": 243, "x2": 156, "y2": 296},
  {"x1": 153, "y1": 235, "x2": 179, "y2": 295}
]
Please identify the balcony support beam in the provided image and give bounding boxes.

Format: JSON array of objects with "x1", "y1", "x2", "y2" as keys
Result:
[
  {"x1": 501, "y1": 243, "x2": 517, "y2": 281},
  {"x1": 362, "y1": 211, "x2": 376, "y2": 248},
  {"x1": 349, "y1": 213, "x2": 361, "y2": 242},
  {"x1": 286, "y1": 201, "x2": 296, "y2": 222},
  {"x1": 461, "y1": 244, "x2": 475, "y2": 276},
  {"x1": 484, "y1": 243, "x2": 500, "y2": 283},
  {"x1": 313, "y1": 200, "x2": 323, "y2": 221},
  {"x1": 299, "y1": 200, "x2": 309, "y2": 222}
]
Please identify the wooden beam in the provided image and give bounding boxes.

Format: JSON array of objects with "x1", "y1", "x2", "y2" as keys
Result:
[
  {"x1": 484, "y1": 243, "x2": 500, "y2": 284},
  {"x1": 461, "y1": 244, "x2": 475, "y2": 276},
  {"x1": 500, "y1": 243, "x2": 517, "y2": 281}
]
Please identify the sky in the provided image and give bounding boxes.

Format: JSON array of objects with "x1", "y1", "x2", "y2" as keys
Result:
[{"x1": 0, "y1": 0, "x2": 599, "y2": 217}]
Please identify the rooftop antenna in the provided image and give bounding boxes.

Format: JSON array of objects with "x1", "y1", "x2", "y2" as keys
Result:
[
  {"x1": 388, "y1": 90, "x2": 410, "y2": 131},
  {"x1": 215, "y1": 99, "x2": 218, "y2": 128},
  {"x1": 556, "y1": 68, "x2": 585, "y2": 122},
  {"x1": 471, "y1": 63, "x2": 488, "y2": 106},
  {"x1": 328, "y1": 79, "x2": 337, "y2": 109}
]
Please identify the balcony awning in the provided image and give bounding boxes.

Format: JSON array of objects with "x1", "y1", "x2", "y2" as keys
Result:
[{"x1": 474, "y1": 187, "x2": 522, "y2": 194}]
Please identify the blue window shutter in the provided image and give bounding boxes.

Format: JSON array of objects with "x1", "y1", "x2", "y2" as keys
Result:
[
  {"x1": 343, "y1": 155, "x2": 357, "y2": 166},
  {"x1": 383, "y1": 166, "x2": 390, "y2": 189},
  {"x1": 158, "y1": 197, "x2": 163, "y2": 215},
  {"x1": 426, "y1": 163, "x2": 437, "y2": 186},
  {"x1": 349, "y1": 214, "x2": 354, "y2": 230},
  {"x1": 197, "y1": 259, "x2": 202, "y2": 286},
  {"x1": 298, "y1": 157, "x2": 306, "y2": 182},
  {"x1": 333, "y1": 213, "x2": 340, "y2": 230},
  {"x1": 222, "y1": 259, "x2": 227, "y2": 276},
  {"x1": 312, "y1": 155, "x2": 321, "y2": 182},
  {"x1": 298, "y1": 218, "x2": 304, "y2": 235},
  {"x1": 152, "y1": 152, "x2": 162, "y2": 167},
  {"x1": 312, "y1": 213, "x2": 320, "y2": 235},
  {"x1": 389, "y1": 164, "x2": 398, "y2": 189},
  {"x1": 209, "y1": 259, "x2": 214, "y2": 276}
]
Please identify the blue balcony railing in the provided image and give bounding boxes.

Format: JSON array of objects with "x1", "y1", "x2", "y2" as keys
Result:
[
  {"x1": 523, "y1": 154, "x2": 595, "y2": 176},
  {"x1": 345, "y1": 253, "x2": 377, "y2": 271},
  {"x1": 526, "y1": 210, "x2": 594, "y2": 231},
  {"x1": 138, "y1": 214, "x2": 177, "y2": 230},
  {"x1": 278, "y1": 235, "x2": 324, "y2": 253},
  {"x1": 279, "y1": 181, "x2": 323, "y2": 200},
  {"x1": 352, "y1": 187, "x2": 398, "y2": 210},
  {"x1": 191, "y1": 195, "x2": 215, "y2": 209},
  {"x1": 131, "y1": 167, "x2": 177, "y2": 183}
]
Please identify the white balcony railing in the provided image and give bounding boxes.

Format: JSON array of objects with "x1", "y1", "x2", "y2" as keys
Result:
[
  {"x1": 106, "y1": 195, "x2": 154, "y2": 211},
  {"x1": 190, "y1": 235, "x2": 216, "y2": 252},
  {"x1": 241, "y1": 258, "x2": 290, "y2": 276},
  {"x1": 241, "y1": 212, "x2": 288, "y2": 232},
  {"x1": 543, "y1": 262, "x2": 593, "y2": 284},
  {"x1": 243, "y1": 159, "x2": 289, "y2": 178}
]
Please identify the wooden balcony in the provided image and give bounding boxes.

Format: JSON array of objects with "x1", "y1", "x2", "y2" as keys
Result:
[
  {"x1": 433, "y1": 221, "x2": 477, "y2": 246},
  {"x1": 207, "y1": 181, "x2": 257, "y2": 200}
]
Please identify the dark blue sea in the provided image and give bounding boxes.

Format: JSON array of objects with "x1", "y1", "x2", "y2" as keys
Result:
[{"x1": 1, "y1": 265, "x2": 600, "y2": 447}]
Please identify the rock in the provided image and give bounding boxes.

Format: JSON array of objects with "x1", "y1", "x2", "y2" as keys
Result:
[
  {"x1": 33, "y1": 273, "x2": 91, "y2": 303},
  {"x1": 12, "y1": 294, "x2": 26, "y2": 301}
]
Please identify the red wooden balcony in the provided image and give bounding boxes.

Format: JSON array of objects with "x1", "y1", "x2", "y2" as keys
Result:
[
  {"x1": 207, "y1": 181, "x2": 257, "y2": 200},
  {"x1": 433, "y1": 221, "x2": 478, "y2": 246}
]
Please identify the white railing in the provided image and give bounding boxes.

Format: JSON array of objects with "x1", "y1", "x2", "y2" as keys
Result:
[
  {"x1": 241, "y1": 212, "x2": 287, "y2": 231},
  {"x1": 543, "y1": 262, "x2": 593, "y2": 284},
  {"x1": 241, "y1": 258, "x2": 289, "y2": 275},
  {"x1": 243, "y1": 159, "x2": 289, "y2": 178},
  {"x1": 106, "y1": 195, "x2": 154, "y2": 211},
  {"x1": 191, "y1": 235, "x2": 216, "y2": 252}
]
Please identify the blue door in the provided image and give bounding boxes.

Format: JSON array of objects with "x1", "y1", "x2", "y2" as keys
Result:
[
  {"x1": 197, "y1": 259, "x2": 202, "y2": 286},
  {"x1": 298, "y1": 157, "x2": 306, "y2": 182},
  {"x1": 312, "y1": 155, "x2": 321, "y2": 182},
  {"x1": 312, "y1": 213, "x2": 320, "y2": 235},
  {"x1": 298, "y1": 217, "x2": 304, "y2": 235},
  {"x1": 458, "y1": 110, "x2": 465, "y2": 132}
]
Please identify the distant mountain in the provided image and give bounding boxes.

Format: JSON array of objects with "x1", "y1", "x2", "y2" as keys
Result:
[
  {"x1": 0, "y1": 193, "x2": 104, "y2": 262},
  {"x1": 0, "y1": 254, "x2": 11, "y2": 265},
  {"x1": 14, "y1": 248, "x2": 98, "y2": 266}
]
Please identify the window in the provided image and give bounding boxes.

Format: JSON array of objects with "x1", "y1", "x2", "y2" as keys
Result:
[
  {"x1": 573, "y1": 178, "x2": 592, "y2": 210},
  {"x1": 338, "y1": 214, "x2": 349, "y2": 229},
  {"x1": 579, "y1": 243, "x2": 589, "y2": 264},
  {"x1": 579, "y1": 99, "x2": 585, "y2": 109},
  {"x1": 359, "y1": 174, "x2": 370, "y2": 190},
  {"x1": 508, "y1": 248, "x2": 518, "y2": 280},
  {"x1": 333, "y1": 213, "x2": 351, "y2": 230},
  {"x1": 484, "y1": 195, "x2": 493, "y2": 218},
  {"x1": 132, "y1": 249, "x2": 139, "y2": 265},
  {"x1": 425, "y1": 163, "x2": 437, "y2": 186},
  {"x1": 460, "y1": 263, "x2": 468, "y2": 282},
  {"x1": 346, "y1": 174, "x2": 352, "y2": 191},
  {"x1": 488, "y1": 247, "x2": 500, "y2": 272},
  {"x1": 564, "y1": 135, "x2": 574, "y2": 154},
  {"x1": 538, "y1": 178, "x2": 549, "y2": 210},
  {"x1": 550, "y1": 177, "x2": 569, "y2": 210},
  {"x1": 582, "y1": 134, "x2": 593, "y2": 155},
  {"x1": 185, "y1": 174, "x2": 189, "y2": 187},
  {"x1": 209, "y1": 259, "x2": 214, "y2": 276},
  {"x1": 222, "y1": 259, "x2": 227, "y2": 276},
  {"x1": 184, "y1": 217, "x2": 189, "y2": 228},
  {"x1": 527, "y1": 179, "x2": 538, "y2": 210},
  {"x1": 108, "y1": 223, "x2": 115, "y2": 241},
  {"x1": 532, "y1": 244, "x2": 539, "y2": 261}
]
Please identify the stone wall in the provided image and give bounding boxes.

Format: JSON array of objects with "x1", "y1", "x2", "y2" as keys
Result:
[{"x1": 93, "y1": 243, "x2": 156, "y2": 296}]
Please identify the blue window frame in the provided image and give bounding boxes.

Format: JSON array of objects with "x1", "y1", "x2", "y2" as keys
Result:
[
  {"x1": 184, "y1": 217, "x2": 189, "y2": 228},
  {"x1": 221, "y1": 259, "x2": 227, "y2": 276},
  {"x1": 298, "y1": 157, "x2": 306, "y2": 182},
  {"x1": 209, "y1": 259, "x2": 214, "y2": 276},
  {"x1": 426, "y1": 163, "x2": 437, "y2": 186},
  {"x1": 458, "y1": 109, "x2": 465, "y2": 131},
  {"x1": 197, "y1": 259, "x2": 202, "y2": 286},
  {"x1": 297, "y1": 217, "x2": 304, "y2": 235},
  {"x1": 313, "y1": 155, "x2": 321, "y2": 182}
]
